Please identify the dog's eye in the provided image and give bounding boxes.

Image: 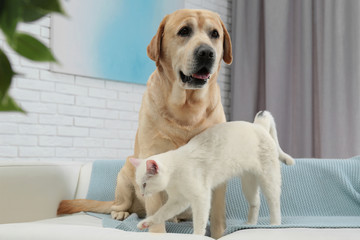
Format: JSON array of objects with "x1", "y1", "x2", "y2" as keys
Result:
[
  {"x1": 143, "y1": 183, "x2": 146, "y2": 188},
  {"x1": 178, "y1": 26, "x2": 191, "y2": 37},
  {"x1": 210, "y1": 29, "x2": 219, "y2": 39}
]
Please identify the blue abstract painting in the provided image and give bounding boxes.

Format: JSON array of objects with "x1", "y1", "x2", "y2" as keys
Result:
[{"x1": 52, "y1": 0, "x2": 184, "y2": 85}]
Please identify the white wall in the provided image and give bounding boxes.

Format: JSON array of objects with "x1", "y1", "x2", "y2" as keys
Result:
[{"x1": 0, "y1": 0, "x2": 232, "y2": 162}]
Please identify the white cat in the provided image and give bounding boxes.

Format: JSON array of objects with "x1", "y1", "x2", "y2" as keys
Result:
[{"x1": 130, "y1": 111, "x2": 294, "y2": 235}]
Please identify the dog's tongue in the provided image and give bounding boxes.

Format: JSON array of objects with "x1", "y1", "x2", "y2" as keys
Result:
[{"x1": 192, "y1": 72, "x2": 210, "y2": 80}]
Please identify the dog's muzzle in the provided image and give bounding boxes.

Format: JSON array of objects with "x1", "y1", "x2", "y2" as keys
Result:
[
  {"x1": 180, "y1": 44, "x2": 215, "y2": 88},
  {"x1": 194, "y1": 44, "x2": 215, "y2": 68},
  {"x1": 180, "y1": 68, "x2": 210, "y2": 85}
]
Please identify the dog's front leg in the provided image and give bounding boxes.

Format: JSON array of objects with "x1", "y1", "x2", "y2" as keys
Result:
[
  {"x1": 111, "y1": 162, "x2": 134, "y2": 220},
  {"x1": 210, "y1": 182, "x2": 227, "y2": 239},
  {"x1": 145, "y1": 191, "x2": 166, "y2": 233}
]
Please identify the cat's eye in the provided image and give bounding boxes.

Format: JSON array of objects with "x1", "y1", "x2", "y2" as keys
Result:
[{"x1": 143, "y1": 183, "x2": 146, "y2": 188}]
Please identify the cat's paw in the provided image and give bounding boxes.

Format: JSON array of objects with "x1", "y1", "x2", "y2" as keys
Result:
[
  {"x1": 111, "y1": 211, "x2": 130, "y2": 220},
  {"x1": 137, "y1": 218, "x2": 155, "y2": 230}
]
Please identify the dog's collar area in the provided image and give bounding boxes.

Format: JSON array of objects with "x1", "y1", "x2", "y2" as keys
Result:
[{"x1": 179, "y1": 70, "x2": 210, "y2": 87}]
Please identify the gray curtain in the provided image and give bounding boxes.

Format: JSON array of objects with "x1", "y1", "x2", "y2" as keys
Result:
[{"x1": 230, "y1": 0, "x2": 360, "y2": 158}]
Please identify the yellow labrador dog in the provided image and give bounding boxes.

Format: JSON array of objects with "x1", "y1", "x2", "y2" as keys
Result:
[{"x1": 58, "y1": 9, "x2": 232, "y2": 238}]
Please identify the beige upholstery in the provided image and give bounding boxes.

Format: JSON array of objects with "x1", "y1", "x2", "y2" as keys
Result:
[{"x1": 0, "y1": 161, "x2": 87, "y2": 223}]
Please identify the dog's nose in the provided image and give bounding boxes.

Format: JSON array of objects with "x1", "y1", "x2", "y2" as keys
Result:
[{"x1": 195, "y1": 45, "x2": 215, "y2": 62}]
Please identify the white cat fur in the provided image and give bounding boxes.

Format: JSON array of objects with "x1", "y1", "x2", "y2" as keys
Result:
[{"x1": 130, "y1": 111, "x2": 294, "y2": 235}]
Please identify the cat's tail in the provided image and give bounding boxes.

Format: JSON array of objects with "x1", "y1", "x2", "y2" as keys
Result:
[{"x1": 254, "y1": 111, "x2": 295, "y2": 165}]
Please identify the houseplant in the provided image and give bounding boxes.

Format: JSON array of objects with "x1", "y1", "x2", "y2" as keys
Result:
[{"x1": 0, "y1": 0, "x2": 65, "y2": 112}]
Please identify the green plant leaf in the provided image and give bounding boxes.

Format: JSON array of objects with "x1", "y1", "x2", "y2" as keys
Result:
[
  {"x1": 0, "y1": 0, "x2": 22, "y2": 39},
  {"x1": 21, "y1": 4, "x2": 49, "y2": 22},
  {"x1": 9, "y1": 32, "x2": 56, "y2": 62},
  {"x1": 28, "y1": 0, "x2": 65, "y2": 15},
  {"x1": 21, "y1": 0, "x2": 66, "y2": 22},
  {"x1": 0, "y1": 93, "x2": 25, "y2": 112},
  {"x1": 0, "y1": 49, "x2": 16, "y2": 102}
]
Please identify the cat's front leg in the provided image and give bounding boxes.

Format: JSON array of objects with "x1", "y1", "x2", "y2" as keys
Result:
[
  {"x1": 144, "y1": 192, "x2": 166, "y2": 233},
  {"x1": 137, "y1": 196, "x2": 190, "y2": 230},
  {"x1": 137, "y1": 216, "x2": 155, "y2": 230},
  {"x1": 191, "y1": 190, "x2": 211, "y2": 235}
]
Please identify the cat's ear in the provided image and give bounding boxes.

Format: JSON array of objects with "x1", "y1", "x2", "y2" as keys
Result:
[
  {"x1": 146, "y1": 160, "x2": 159, "y2": 175},
  {"x1": 129, "y1": 158, "x2": 142, "y2": 168}
]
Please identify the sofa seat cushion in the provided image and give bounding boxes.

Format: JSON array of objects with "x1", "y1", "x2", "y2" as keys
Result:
[
  {"x1": 220, "y1": 228, "x2": 360, "y2": 240},
  {"x1": 0, "y1": 213, "x2": 213, "y2": 240},
  {"x1": 1, "y1": 213, "x2": 359, "y2": 240},
  {"x1": 36, "y1": 212, "x2": 102, "y2": 227}
]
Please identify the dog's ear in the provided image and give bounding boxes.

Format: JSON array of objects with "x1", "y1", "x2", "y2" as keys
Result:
[
  {"x1": 147, "y1": 15, "x2": 168, "y2": 66},
  {"x1": 220, "y1": 20, "x2": 232, "y2": 64},
  {"x1": 129, "y1": 158, "x2": 142, "y2": 168}
]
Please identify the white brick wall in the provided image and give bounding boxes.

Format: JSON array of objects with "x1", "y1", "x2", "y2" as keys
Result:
[{"x1": 0, "y1": 0, "x2": 232, "y2": 162}]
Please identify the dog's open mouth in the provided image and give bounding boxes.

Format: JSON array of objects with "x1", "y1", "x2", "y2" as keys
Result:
[{"x1": 180, "y1": 68, "x2": 211, "y2": 87}]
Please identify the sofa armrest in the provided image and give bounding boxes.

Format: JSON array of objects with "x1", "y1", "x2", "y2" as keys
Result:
[
  {"x1": 75, "y1": 162, "x2": 92, "y2": 199},
  {"x1": 0, "y1": 161, "x2": 86, "y2": 224}
]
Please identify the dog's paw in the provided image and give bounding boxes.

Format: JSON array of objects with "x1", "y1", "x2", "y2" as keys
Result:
[
  {"x1": 111, "y1": 211, "x2": 130, "y2": 220},
  {"x1": 245, "y1": 220, "x2": 257, "y2": 225},
  {"x1": 168, "y1": 216, "x2": 179, "y2": 223},
  {"x1": 137, "y1": 218, "x2": 155, "y2": 230}
]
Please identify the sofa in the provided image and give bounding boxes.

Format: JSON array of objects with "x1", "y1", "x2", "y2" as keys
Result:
[{"x1": 0, "y1": 160, "x2": 359, "y2": 240}]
